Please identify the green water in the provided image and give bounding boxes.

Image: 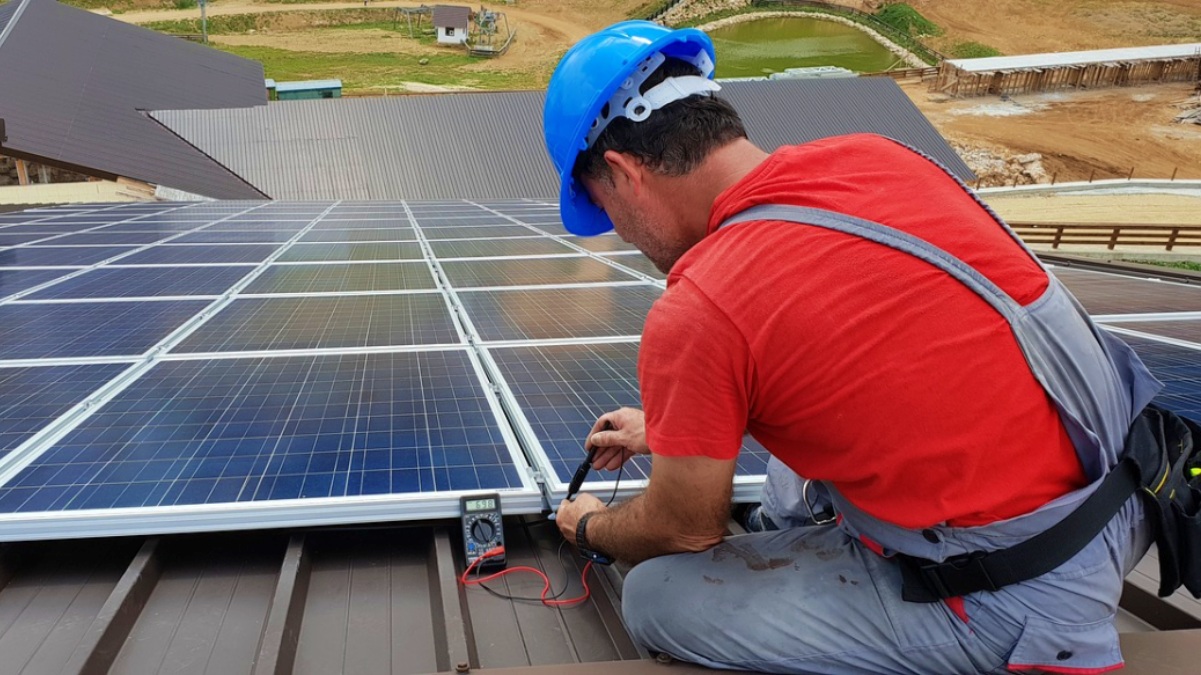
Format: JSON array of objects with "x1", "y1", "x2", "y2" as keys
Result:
[{"x1": 709, "y1": 17, "x2": 900, "y2": 78}]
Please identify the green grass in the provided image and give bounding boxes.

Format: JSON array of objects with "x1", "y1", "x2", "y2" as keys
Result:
[
  {"x1": 1128, "y1": 259, "x2": 1201, "y2": 273},
  {"x1": 874, "y1": 3, "x2": 942, "y2": 37},
  {"x1": 215, "y1": 44, "x2": 542, "y2": 92},
  {"x1": 144, "y1": 8, "x2": 398, "y2": 35},
  {"x1": 948, "y1": 41, "x2": 1002, "y2": 59}
]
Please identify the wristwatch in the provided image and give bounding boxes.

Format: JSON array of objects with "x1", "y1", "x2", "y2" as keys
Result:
[{"x1": 575, "y1": 512, "x2": 613, "y2": 565}]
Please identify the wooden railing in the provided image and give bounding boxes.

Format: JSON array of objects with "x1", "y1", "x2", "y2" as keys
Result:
[
  {"x1": 863, "y1": 66, "x2": 939, "y2": 80},
  {"x1": 1010, "y1": 222, "x2": 1201, "y2": 251}
]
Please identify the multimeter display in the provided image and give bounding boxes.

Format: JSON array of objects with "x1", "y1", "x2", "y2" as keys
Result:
[{"x1": 461, "y1": 493, "x2": 505, "y2": 569}]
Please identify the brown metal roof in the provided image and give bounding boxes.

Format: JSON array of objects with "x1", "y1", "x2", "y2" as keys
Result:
[
  {"x1": 150, "y1": 78, "x2": 973, "y2": 201},
  {"x1": 0, "y1": 0, "x2": 267, "y2": 199},
  {"x1": 0, "y1": 517, "x2": 1194, "y2": 675},
  {"x1": 432, "y1": 5, "x2": 472, "y2": 28}
]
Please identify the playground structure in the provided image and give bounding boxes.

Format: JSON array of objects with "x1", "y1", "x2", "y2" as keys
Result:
[{"x1": 467, "y1": 5, "x2": 515, "y2": 58}]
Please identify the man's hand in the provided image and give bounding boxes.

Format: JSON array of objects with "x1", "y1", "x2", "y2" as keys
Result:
[
  {"x1": 556, "y1": 493, "x2": 606, "y2": 542},
  {"x1": 586, "y1": 407, "x2": 649, "y2": 471}
]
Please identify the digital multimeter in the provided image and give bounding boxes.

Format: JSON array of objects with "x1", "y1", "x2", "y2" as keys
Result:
[{"x1": 461, "y1": 493, "x2": 505, "y2": 569}]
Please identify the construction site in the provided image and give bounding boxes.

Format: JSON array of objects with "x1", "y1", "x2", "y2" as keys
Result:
[{"x1": 0, "y1": 0, "x2": 1199, "y2": 673}]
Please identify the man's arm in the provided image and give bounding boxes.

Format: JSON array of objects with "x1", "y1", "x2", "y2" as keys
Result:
[{"x1": 556, "y1": 452, "x2": 735, "y2": 565}]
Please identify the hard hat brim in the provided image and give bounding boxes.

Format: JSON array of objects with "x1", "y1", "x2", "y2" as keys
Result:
[{"x1": 559, "y1": 175, "x2": 614, "y2": 236}]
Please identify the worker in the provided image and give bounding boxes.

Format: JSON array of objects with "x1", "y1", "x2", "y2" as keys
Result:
[{"x1": 544, "y1": 21, "x2": 1163, "y2": 674}]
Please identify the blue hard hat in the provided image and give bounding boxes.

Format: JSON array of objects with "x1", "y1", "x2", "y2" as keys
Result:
[{"x1": 543, "y1": 20, "x2": 717, "y2": 236}]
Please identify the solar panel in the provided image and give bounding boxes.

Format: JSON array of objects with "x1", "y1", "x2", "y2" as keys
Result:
[
  {"x1": 0, "y1": 363, "x2": 127, "y2": 458},
  {"x1": 25, "y1": 266, "x2": 252, "y2": 300},
  {"x1": 1104, "y1": 319, "x2": 1201, "y2": 345},
  {"x1": 170, "y1": 231, "x2": 298, "y2": 244},
  {"x1": 243, "y1": 263, "x2": 437, "y2": 294},
  {"x1": 1121, "y1": 336, "x2": 1201, "y2": 420},
  {"x1": 430, "y1": 238, "x2": 576, "y2": 259},
  {"x1": 0, "y1": 246, "x2": 136, "y2": 267},
  {"x1": 173, "y1": 294, "x2": 460, "y2": 353},
  {"x1": 0, "y1": 269, "x2": 74, "y2": 298},
  {"x1": 602, "y1": 253, "x2": 667, "y2": 280},
  {"x1": 439, "y1": 257, "x2": 637, "y2": 288},
  {"x1": 0, "y1": 233, "x2": 58, "y2": 245},
  {"x1": 421, "y1": 226, "x2": 540, "y2": 240},
  {"x1": 457, "y1": 285, "x2": 660, "y2": 342},
  {"x1": 298, "y1": 229, "x2": 418, "y2": 243},
  {"x1": 0, "y1": 300, "x2": 208, "y2": 360},
  {"x1": 562, "y1": 235, "x2": 639, "y2": 252},
  {"x1": 276, "y1": 243, "x2": 424, "y2": 263},
  {"x1": 52, "y1": 232, "x2": 173, "y2": 246},
  {"x1": 486, "y1": 342, "x2": 769, "y2": 500},
  {"x1": 1054, "y1": 267, "x2": 1201, "y2": 316},
  {"x1": 115, "y1": 244, "x2": 279, "y2": 266},
  {"x1": 0, "y1": 351, "x2": 536, "y2": 530}
]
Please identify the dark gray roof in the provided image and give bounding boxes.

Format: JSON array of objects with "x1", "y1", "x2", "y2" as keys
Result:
[
  {"x1": 0, "y1": 0, "x2": 266, "y2": 198},
  {"x1": 151, "y1": 78, "x2": 973, "y2": 201},
  {"x1": 0, "y1": 1, "x2": 21, "y2": 37},
  {"x1": 432, "y1": 4, "x2": 471, "y2": 28}
]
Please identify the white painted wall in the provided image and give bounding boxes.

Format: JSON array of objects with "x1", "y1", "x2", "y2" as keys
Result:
[{"x1": 437, "y1": 25, "x2": 468, "y2": 45}]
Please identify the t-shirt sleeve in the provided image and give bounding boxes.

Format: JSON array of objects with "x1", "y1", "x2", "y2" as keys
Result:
[{"x1": 639, "y1": 277, "x2": 753, "y2": 461}]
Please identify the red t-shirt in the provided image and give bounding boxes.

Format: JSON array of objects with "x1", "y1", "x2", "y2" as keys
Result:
[{"x1": 638, "y1": 134, "x2": 1087, "y2": 529}]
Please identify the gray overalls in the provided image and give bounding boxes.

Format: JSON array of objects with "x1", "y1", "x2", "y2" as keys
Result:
[{"x1": 620, "y1": 203, "x2": 1161, "y2": 674}]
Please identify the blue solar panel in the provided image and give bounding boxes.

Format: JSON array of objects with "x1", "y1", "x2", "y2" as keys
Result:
[
  {"x1": 115, "y1": 245, "x2": 279, "y2": 265},
  {"x1": 0, "y1": 246, "x2": 136, "y2": 267},
  {"x1": 562, "y1": 235, "x2": 639, "y2": 252},
  {"x1": 0, "y1": 364, "x2": 127, "y2": 458},
  {"x1": 0, "y1": 301, "x2": 208, "y2": 360},
  {"x1": 1122, "y1": 336, "x2": 1201, "y2": 420},
  {"x1": 603, "y1": 253, "x2": 666, "y2": 280},
  {"x1": 440, "y1": 257, "x2": 637, "y2": 288},
  {"x1": 1055, "y1": 268, "x2": 1201, "y2": 315},
  {"x1": 458, "y1": 286, "x2": 660, "y2": 341},
  {"x1": 0, "y1": 269, "x2": 73, "y2": 297},
  {"x1": 243, "y1": 263, "x2": 436, "y2": 294},
  {"x1": 299, "y1": 229, "x2": 418, "y2": 243},
  {"x1": 26, "y1": 266, "x2": 251, "y2": 300},
  {"x1": 488, "y1": 342, "x2": 770, "y2": 486},
  {"x1": 0, "y1": 233, "x2": 56, "y2": 245},
  {"x1": 421, "y1": 226, "x2": 539, "y2": 240},
  {"x1": 170, "y1": 231, "x2": 297, "y2": 244},
  {"x1": 0, "y1": 352, "x2": 522, "y2": 512},
  {"x1": 276, "y1": 243, "x2": 424, "y2": 263},
  {"x1": 53, "y1": 232, "x2": 173, "y2": 246},
  {"x1": 430, "y1": 238, "x2": 576, "y2": 258},
  {"x1": 173, "y1": 294, "x2": 459, "y2": 353},
  {"x1": 1109, "y1": 320, "x2": 1201, "y2": 345}
]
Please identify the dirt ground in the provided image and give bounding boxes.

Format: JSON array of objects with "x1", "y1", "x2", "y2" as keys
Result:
[{"x1": 903, "y1": 82, "x2": 1201, "y2": 183}]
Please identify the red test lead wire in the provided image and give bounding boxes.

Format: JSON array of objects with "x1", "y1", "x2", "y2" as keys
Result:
[{"x1": 459, "y1": 546, "x2": 595, "y2": 607}]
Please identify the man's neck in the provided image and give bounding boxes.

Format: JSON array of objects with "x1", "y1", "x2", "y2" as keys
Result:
[{"x1": 664, "y1": 139, "x2": 770, "y2": 239}]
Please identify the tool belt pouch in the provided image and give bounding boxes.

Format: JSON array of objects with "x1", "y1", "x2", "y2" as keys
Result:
[{"x1": 1125, "y1": 403, "x2": 1201, "y2": 598}]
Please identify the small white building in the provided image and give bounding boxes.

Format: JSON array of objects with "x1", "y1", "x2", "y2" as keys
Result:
[{"x1": 433, "y1": 5, "x2": 471, "y2": 45}]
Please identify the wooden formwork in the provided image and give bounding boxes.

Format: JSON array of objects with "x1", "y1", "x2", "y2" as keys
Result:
[{"x1": 937, "y1": 56, "x2": 1200, "y2": 97}]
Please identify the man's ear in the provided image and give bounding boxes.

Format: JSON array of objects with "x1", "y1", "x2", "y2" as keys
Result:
[{"x1": 602, "y1": 151, "x2": 644, "y2": 195}]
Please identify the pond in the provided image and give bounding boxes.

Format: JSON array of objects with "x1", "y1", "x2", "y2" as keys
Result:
[{"x1": 708, "y1": 16, "x2": 901, "y2": 78}]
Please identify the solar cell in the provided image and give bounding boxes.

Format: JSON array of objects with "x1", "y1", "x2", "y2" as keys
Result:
[
  {"x1": 173, "y1": 294, "x2": 459, "y2": 353},
  {"x1": 0, "y1": 351, "x2": 527, "y2": 515},
  {"x1": 170, "y1": 231, "x2": 297, "y2": 244},
  {"x1": 242, "y1": 263, "x2": 436, "y2": 294},
  {"x1": 0, "y1": 246, "x2": 136, "y2": 267},
  {"x1": 421, "y1": 226, "x2": 539, "y2": 240},
  {"x1": 430, "y1": 238, "x2": 576, "y2": 259},
  {"x1": 309, "y1": 220, "x2": 411, "y2": 230},
  {"x1": 602, "y1": 253, "x2": 666, "y2": 280},
  {"x1": 0, "y1": 269, "x2": 74, "y2": 298},
  {"x1": 298, "y1": 229, "x2": 418, "y2": 243},
  {"x1": 487, "y1": 342, "x2": 770, "y2": 491},
  {"x1": 457, "y1": 285, "x2": 660, "y2": 341},
  {"x1": 1054, "y1": 268, "x2": 1201, "y2": 315},
  {"x1": 0, "y1": 300, "x2": 208, "y2": 360},
  {"x1": 52, "y1": 232, "x2": 173, "y2": 246},
  {"x1": 114, "y1": 245, "x2": 280, "y2": 266},
  {"x1": 0, "y1": 364, "x2": 127, "y2": 458},
  {"x1": 276, "y1": 243, "x2": 424, "y2": 263},
  {"x1": 25, "y1": 266, "x2": 251, "y2": 300},
  {"x1": 440, "y1": 257, "x2": 638, "y2": 288},
  {"x1": 562, "y1": 235, "x2": 639, "y2": 252},
  {"x1": 0, "y1": 233, "x2": 56, "y2": 245}
]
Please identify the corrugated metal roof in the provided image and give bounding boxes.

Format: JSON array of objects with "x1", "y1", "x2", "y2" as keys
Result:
[
  {"x1": 151, "y1": 78, "x2": 973, "y2": 201},
  {"x1": 0, "y1": 0, "x2": 22, "y2": 40},
  {"x1": 948, "y1": 43, "x2": 1201, "y2": 72},
  {"x1": 0, "y1": 0, "x2": 267, "y2": 199},
  {"x1": 432, "y1": 4, "x2": 471, "y2": 28}
]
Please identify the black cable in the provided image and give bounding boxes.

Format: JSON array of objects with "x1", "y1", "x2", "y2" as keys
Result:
[{"x1": 473, "y1": 461, "x2": 625, "y2": 602}]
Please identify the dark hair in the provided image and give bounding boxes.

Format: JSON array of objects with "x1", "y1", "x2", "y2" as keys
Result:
[{"x1": 572, "y1": 57, "x2": 748, "y2": 185}]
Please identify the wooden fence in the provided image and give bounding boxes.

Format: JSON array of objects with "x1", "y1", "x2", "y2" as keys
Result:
[
  {"x1": 1011, "y1": 222, "x2": 1201, "y2": 251},
  {"x1": 938, "y1": 57, "x2": 1201, "y2": 98}
]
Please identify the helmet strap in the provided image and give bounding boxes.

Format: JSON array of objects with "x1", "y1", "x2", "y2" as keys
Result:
[{"x1": 584, "y1": 51, "x2": 721, "y2": 148}]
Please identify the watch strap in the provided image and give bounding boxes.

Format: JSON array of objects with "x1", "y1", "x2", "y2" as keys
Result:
[{"x1": 575, "y1": 511, "x2": 598, "y2": 552}]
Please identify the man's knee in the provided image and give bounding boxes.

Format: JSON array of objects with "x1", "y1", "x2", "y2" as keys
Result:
[{"x1": 620, "y1": 556, "x2": 676, "y2": 648}]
